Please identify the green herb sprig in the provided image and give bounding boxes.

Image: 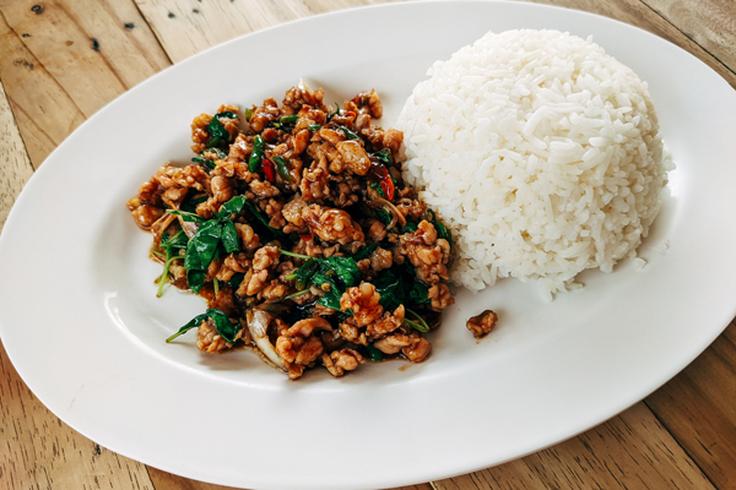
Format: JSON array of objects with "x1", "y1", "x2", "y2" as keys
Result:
[
  {"x1": 206, "y1": 111, "x2": 238, "y2": 149},
  {"x1": 166, "y1": 308, "x2": 239, "y2": 343}
]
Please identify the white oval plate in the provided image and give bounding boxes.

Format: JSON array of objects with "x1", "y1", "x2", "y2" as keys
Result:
[{"x1": 1, "y1": 1, "x2": 735, "y2": 489}]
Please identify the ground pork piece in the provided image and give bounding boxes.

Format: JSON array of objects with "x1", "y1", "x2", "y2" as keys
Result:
[
  {"x1": 227, "y1": 133, "x2": 250, "y2": 162},
  {"x1": 366, "y1": 305, "x2": 405, "y2": 338},
  {"x1": 382, "y1": 128, "x2": 403, "y2": 156},
  {"x1": 340, "y1": 282, "x2": 383, "y2": 326},
  {"x1": 322, "y1": 348, "x2": 365, "y2": 377},
  {"x1": 236, "y1": 245, "x2": 279, "y2": 296},
  {"x1": 196, "y1": 318, "x2": 232, "y2": 353},
  {"x1": 292, "y1": 128, "x2": 311, "y2": 155},
  {"x1": 286, "y1": 317, "x2": 332, "y2": 337},
  {"x1": 370, "y1": 248, "x2": 394, "y2": 272},
  {"x1": 263, "y1": 199, "x2": 286, "y2": 229},
  {"x1": 402, "y1": 335, "x2": 432, "y2": 362},
  {"x1": 152, "y1": 164, "x2": 209, "y2": 208},
  {"x1": 196, "y1": 175, "x2": 235, "y2": 218},
  {"x1": 299, "y1": 160, "x2": 330, "y2": 201},
  {"x1": 292, "y1": 236, "x2": 340, "y2": 258},
  {"x1": 351, "y1": 89, "x2": 382, "y2": 118},
  {"x1": 330, "y1": 177, "x2": 361, "y2": 208},
  {"x1": 250, "y1": 179, "x2": 281, "y2": 198},
  {"x1": 206, "y1": 285, "x2": 236, "y2": 316},
  {"x1": 466, "y1": 309, "x2": 498, "y2": 339},
  {"x1": 215, "y1": 253, "x2": 250, "y2": 281},
  {"x1": 396, "y1": 197, "x2": 427, "y2": 221},
  {"x1": 373, "y1": 333, "x2": 411, "y2": 354},
  {"x1": 338, "y1": 319, "x2": 368, "y2": 345},
  {"x1": 303, "y1": 204, "x2": 365, "y2": 245},
  {"x1": 190, "y1": 105, "x2": 239, "y2": 154},
  {"x1": 366, "y1": 219, "x2": 387, "y2": 242},
  {"x1": 253, "y1": 244, "x2": 279, "y2": 270},
  {"x1": 169, "y1": 262, "x2": 187, "y2": 289},
  {"x1": 317, "y1": 126, "x2": 344, "y2": 146},
  {"x1": 283, "y1": 85, "x2": 325, "y2": 111},
  {"x1": 428, "y1": 283, "x2": 454, "y2": 311},
  {"x1": 336, "y1": 140, "x2": 371, "y2": 176},
  {"x1": 274, "y1": 318, "x2": 327, "y2": 379},
  {"x1": 372, "y1": 332, "x2": 431, "y2": 362},
  {"x1": 282, "y1": 197, "x2": 308, "y2": 233},
  {"x1": 234, "y1": 223, "x2": 260, "y2": 250},
  {"x1": 128, "y1": 201, "x2": 163, "y2": 230},
  {"x1": 258, "y1": 279, "x2": 288, "y2": 302},
  {"x1": 190, "y1": 113, "x2": 212, "y2": 154},
  {"x1": 249, "y1": 97, "x2": 280, "y2": 132},
  {"x1": 397, "y1": 220, "x2": 450, "y2": 285}
]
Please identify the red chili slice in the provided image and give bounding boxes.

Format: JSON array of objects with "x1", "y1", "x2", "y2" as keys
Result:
[
  {"x1": 262, "y1": 158, "x2": 276, "y2": 182},
  {"x1": 380, "y1": 173, "x2": 395, "y2": 201}
]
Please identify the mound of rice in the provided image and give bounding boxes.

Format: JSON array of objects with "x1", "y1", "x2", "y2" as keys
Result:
[{"x1": 397, "y1": 29, "x2": 670, "y2": 293}]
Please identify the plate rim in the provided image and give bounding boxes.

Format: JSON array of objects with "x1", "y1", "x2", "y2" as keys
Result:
[{"x1": 1, "y1": 1, "x2": 735, "y2": 488}]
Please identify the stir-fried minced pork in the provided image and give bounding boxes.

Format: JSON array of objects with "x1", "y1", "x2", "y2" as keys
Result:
[{"x1": 128, "y1": 85, "x2": 455, "y2": 379}]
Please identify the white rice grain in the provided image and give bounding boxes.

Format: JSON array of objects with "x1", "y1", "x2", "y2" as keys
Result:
[{"x1": 397, "y1": 30, "x2": 671, "y2": 293}]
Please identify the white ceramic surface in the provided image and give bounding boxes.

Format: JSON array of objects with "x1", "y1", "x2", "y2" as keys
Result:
[{"x1": 1, "y1": 2, "x2": 735, "y2": 489}]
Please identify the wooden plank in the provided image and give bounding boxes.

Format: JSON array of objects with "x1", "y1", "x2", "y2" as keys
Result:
[
  {"x1": 148, "y1": 466, "x2": 430, "y2": 490},
  {"x1": 133, "y1": 0, "x2": 389, "y2": 63},
  {"x1": 434, "y1": 402, "x2": 714, "y2": 490},
  {"x1": 645, "y1": 322, "x2": 736, "y2": 489},
  {"x1": 524, "y1": 0, "x2": 735, "y2": 87},
  {"x1": 0, "y1": 81, "x2": 33, "y2": 229},
  {"x1": 0, "y1": 343, "x2": 156, "y2": 490},
  {"x1": 642, "y1": 0, "x2": 736, "y2": 72},
  {"x1": 0, "y1": 0, "x2": 170, "y2": 167}
]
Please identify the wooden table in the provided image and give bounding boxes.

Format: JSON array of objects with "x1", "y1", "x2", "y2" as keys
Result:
[{"x1": 1, "y1": 1, "x2": 734, "y2": 488}]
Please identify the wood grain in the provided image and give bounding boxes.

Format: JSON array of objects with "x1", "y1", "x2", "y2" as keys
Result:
[
  {"x1": 643, "y1": 0, "x2": 736, "y2": 72},
  {"x1": 434, "y1": 403, "x2": 713, "y2": 489},
  {"x1": 0, "y1": 1, "x2": 734, "y2": 489},
  {"x1": 133, "y1": 0, "x2": 392, "y2": 64},
  {"x1": 646, "y1": 322, "x2": 736, "y2": 489},
  {"x1": 526, "y1": 0, "x2": 736, "y2": 87},
  {"x1": 0, "y1": 0, "x2": 170, "y2": 167},
  {"x1": 0, "y1": 341, "x2": 155, "y2": 489},
  {"x1": 0, "y1": 81, "x2": 33, "y2": 229}
]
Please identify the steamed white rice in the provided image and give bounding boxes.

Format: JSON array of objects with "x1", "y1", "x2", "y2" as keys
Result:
[{"x1": 397, "y1": 29, "x2": 670, "y2": 293}]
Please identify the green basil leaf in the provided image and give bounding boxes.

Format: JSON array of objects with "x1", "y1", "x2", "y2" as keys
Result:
[
  {"x1": 166, "y1": 313, "x2": 208, "y2": 343},
  {"x1": 408, "y1": 281, "x2": 430, "y2": 305},
  {"x1": 160, "y1": 230, "x2": 188, "y2": 254},
  {"x1": 373, "y1": 269, "x2": 403, "y2": 311},
  {"x1": 248, "y1": 135, "x2": 264, "y2": 172},
  {"x1": 220, "y1": 220, "x2": 240, "y2": 253},
  {"x1": 185, "y1": 220, "x2": 222, "y2": 271},
  {"x1": 353, "y1": 243, "x2": 377, "y2": 261},
  {"x1": 217, "y1": 195, "x2": 246, "y2": 218},
  {"x1": 206, "y1": 308, "x2": 239, "y2": 343},
  {"x1": 192, "y1": 155, "x2": 215, "y2": 170},
  {"x1": 206, "y1": 111, "x2": 237, "y2": 149},
  {"x1": 317, "y1": 281, "x2": 342, "y2": 310},
  {"x1": 290, "y1": 259, "x2": 319, "y2": 289},
  {"x1": 321, "y1": 256, "x2": 360, "y2": 288},
  {"x1": 428, "y1": 209, "x2": 452, "y2": 243},
  {"x1": 365, "y1": 345, "x2": 384, "y2": 362},
  {"x1": 187, "y1": 269, "x2": 206, "y2": 293},
  {"x1": 372, "y1": 148, "x2": 393, "y2": 166},
  {"x1": 337, "y1": 125, "x2": 359, "y2": 140},
  {"x1": 167, "y1": 209, "x2": 205, "y2": 223},
  {"x1": 272, "y1": 155, "x2": 291, "y2": 182}
]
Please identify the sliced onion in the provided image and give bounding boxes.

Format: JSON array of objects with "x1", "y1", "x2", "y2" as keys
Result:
[
  {"x1": 372, "y1": 196, "x2": 406, "y2": 228},
  {"x1": 246, "y1": 309, "x2": 285, "y2": 369},
  {"x1": 177, "y1": 216, "x2": 199, "y2": 239}
]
